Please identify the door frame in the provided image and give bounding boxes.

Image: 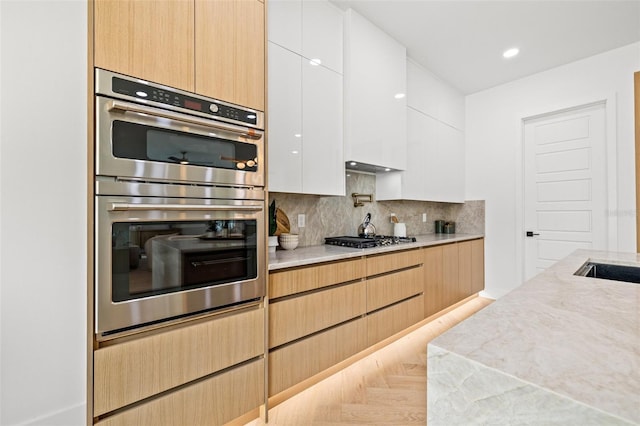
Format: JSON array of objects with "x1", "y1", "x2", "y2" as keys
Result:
[{"x1": 514, "y1": 93, "x2": 618, "y2": 283}]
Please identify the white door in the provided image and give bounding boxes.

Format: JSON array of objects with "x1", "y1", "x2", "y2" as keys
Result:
[{"x1": 523, "y1": 102, "x2": 607, "y2": 280}]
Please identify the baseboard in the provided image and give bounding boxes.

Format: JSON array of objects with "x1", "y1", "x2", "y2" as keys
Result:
[{"x1": 24, "y1": 403, "x2": 86, "y2": 426}]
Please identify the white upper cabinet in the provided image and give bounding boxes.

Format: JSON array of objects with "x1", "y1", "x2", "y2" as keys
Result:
[
  {"x1": 302, "y1": 1, "x2": 343, "y2": 74},
  {"x1": 268, "y1": 0, "x2": 301, "y2": 54},
  {"x1": 344, "y1": 8, "x2": 407, "y2": 172},
  {"x1": 301, "y1": 59, "x2": 344, "y2": 195},
  {"x1": 377, "y1": 60, "x2": 465, "y2": 202},
  {"x1": 269, "y1": 0, "x2": 343, "y2": 74},
  {"x1": 407, "y1": 59, "x2": 465, "y2": 131},
  {"x1": 267, "y1": 0, "x2": 345, "y2": 196},
  {"x1": 268, "y1": 43, "x2": 303, "y2": 193}
]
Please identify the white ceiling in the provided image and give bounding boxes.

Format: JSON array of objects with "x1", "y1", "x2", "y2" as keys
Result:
[{"x1": 330, "y1": 0, "x2": 640, "y2": 94}]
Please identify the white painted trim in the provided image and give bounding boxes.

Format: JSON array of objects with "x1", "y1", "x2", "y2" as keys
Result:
[
  {"x1": 24, "y1": 402, "x2": 86, "y2": 426},
  {"x1": 515, "y1": 93, "x2": 619, "y2": 282}
]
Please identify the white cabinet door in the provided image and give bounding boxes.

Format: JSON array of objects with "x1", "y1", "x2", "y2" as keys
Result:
[
  {"x1": 344, "y1": 9, "x2": 407, "y2": 171},
  {"x1": 269, "y1": 0, "x2": 342, "y2": 74},
  {"x1": 268, "y1": 42, "x2": 345, "y2": 196},
  {"x1": 302, "y1": 63, "x2": 345, "y2": 195},
  {"x1": 434, "y1": 122, "x2": 465, "y2": 203},
  {"x1": 403, "y1": 108, "x2": 439, "y2": 200},
  {"x1": 268, "y1": 42, "x2": 302, "y2": 193},
  {"x1": 268, "y1": 0, "x2": 301, "y2": 54},
  {"x1": 376, "y1": 108, "x2": 464, "y2": 202},
  {"x1": 302, "y1": 0, "x2": 343, "y2": 74},
  {"x1": 407, "y1": 59, "x2": 464, "y2": 131}
]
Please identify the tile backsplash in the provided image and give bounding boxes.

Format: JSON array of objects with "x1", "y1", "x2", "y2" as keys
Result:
[{"x1": 269, "y1": 172, "x2": 485, "y2": 248}]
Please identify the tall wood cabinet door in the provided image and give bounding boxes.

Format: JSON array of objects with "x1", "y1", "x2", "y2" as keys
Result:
[
  {"x1": 470, "y1": 238, "x2": 485, "y2": 294},
  {"x1": 195, "y1": 0, "x2": 265, "y2": 111},
  {"x1": 94, "y1": 0, "x2": 195, "y2": 91},
  {"x1": 458, "y1": 240, "x2": 472, "y2": 301},
  {"x1": 442, "y1": 243, "x2": 459, "y2": 307},
  {"x1": 424, "y1": 245, "x2": 444, "y2": 317}
]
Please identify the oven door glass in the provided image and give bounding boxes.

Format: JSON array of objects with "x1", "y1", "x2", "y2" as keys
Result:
[
  {"x1": 112, "y1": 121, "x2": 259, "y2": 171},
  {"x1": 112, "y1": 220, "x2": 257, "y2": 302}
]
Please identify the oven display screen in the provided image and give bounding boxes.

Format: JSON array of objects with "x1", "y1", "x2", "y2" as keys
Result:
[{"x1": 183, "y1": 99, "x2": 202, "y2": 111}]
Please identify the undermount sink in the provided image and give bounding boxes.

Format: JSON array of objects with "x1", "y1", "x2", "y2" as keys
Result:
[{"x1": 574, "y1": 261, "x2": 640, "y2": 284}]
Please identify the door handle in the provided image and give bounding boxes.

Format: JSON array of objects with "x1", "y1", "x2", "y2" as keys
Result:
[
  {"x1": 526, "y1": 231, "x2": 540, "y2": 237},
  {"x1": 108, "y1": 99, "x2": 264, "y2": 140},
  {"x1": 109, "y1": 203, "x2": 262, "y2": 212}
]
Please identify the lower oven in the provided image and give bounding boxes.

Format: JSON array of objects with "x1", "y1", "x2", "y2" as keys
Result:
[{"x1": 95, "y1": 180, "x2": 265, "y2": 339}]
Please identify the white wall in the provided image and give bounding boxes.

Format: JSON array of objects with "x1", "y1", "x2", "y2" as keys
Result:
[
  {"x1": 466, "y1": 42, "x2": 640, "y2": 298},
  {"x1": 0, "y1": 1, "x2": 87, "y2": 425}
]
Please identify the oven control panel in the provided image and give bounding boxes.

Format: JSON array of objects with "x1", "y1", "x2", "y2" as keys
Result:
[{"x1": 97, "y1": 68, "x2": 262, "y2": 128}]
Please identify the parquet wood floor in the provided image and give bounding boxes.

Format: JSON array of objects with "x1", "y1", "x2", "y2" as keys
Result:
[{"x1": 244, "y1": 297, "x2": 493, "y2": 425}]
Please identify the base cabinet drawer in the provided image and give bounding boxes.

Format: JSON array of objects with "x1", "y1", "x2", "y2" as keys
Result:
[
  {"x1": 366, "y1": 249, "x2": 422, "y2": 276},
  {"x1": 95, "y1": 359, "x2": 264, "y2": 426},
  {"x1": 94, "y1": 307, "x2": 264, "y2": 416},
  {"x1": 269, "y1": 258, "x2": 365, "y2": 298},
  {"x1": 367, "y1": 295, "x2": 424, "y2": 346},
  {"x1": 366, "y1": 266, "x2": 423, "y2": 312},
  {"x1": 269, "y1": 281, "x2": 366, "y2": 348},
  {"x1": 269, "y1": 317, "x2": 367, "y2": 396}
]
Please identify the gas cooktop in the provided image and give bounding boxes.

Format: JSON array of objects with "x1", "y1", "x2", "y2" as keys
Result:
[{"x1": 324, "y1": 235, "x2": 417, "y2": 249}]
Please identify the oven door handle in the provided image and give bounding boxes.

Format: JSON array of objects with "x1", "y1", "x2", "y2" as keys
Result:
[
  {"x1": 107, "y1": 99, "x2": 264, "y2": 140},
  {"x1": 109, "y1": 203, "x2": 263, "y2": 212}
]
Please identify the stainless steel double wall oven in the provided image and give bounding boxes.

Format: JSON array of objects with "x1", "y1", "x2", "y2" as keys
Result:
[{"x1": 94, "y1": 69, "x2": 266, "y2": 339}]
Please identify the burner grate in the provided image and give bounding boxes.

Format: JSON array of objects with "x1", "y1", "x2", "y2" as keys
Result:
[{"x1": 324, "y1": 235, "x2": 416, "y2": 249}]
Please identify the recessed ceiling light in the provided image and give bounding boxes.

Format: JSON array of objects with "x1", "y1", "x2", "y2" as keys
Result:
[
  {"x1": 294, "y1": 134, "x2": 302, "y2": 138},
  {"x1": 309, "y1": 58, "x2": 322, "y2": 66},
  {"x1": 394, "y1": 93, "x2": 405, "y2": 99},
  {"x1": 503, "y1": 48, "x2": 519, "y2": 59},
  {"x1": 291, "y1": 150, "x2": 299, "y2": 154}
]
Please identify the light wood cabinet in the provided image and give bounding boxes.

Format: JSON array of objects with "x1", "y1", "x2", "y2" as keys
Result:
[
  {"x1": 94, "y1": 307, "x2": 264, "y2": 416},
  {"x1": 423, "y1": 244, "x2": 445, "y2": 317},
  {"x1": 94, "y1": 0, "x2": 265, "y2": 110},
  {"x1": 269, "y1": 281, "x2": 366, "y2": 348},
  {"x1": 442, "y1": 243, "x2": 460, "y2": 307},
  {"x1": 470, "y1": 238, "x2": 485, "y2": 294},
  {"x1": 269, "y1": 317, "x2": 367, "y2": 396},
  {"x1": 268, "y1": 248, "x2": 425, "y2": 396},
  {"x1": 365, "y1": 248, "x2": 422, "y2": 276},
  {"x1": 94, "y1": 0, "x2": 195, "y2": 91},
  {"x1": 195, "y1": 0, "x2": 265, "y2": 111},
  {"x1": 423, "y1": 239, "x2": 485, "y2": 318},
  {"x1": 366, "y1": 267, "x2": 423, "y2": 312},
  {"x1": 269, "y1": 258, "x2": 365, "y2": 299},
  {"x1": 367, "y1": 295, "x2": 424, "y2": 346},
  {"x1": 95, "y1": 359, "x2": 264, "y2": 426}
]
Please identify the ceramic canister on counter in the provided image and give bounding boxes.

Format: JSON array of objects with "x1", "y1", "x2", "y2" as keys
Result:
[
  {"x1": 434, "y1": 220, "x2": 445, "y2": 233},
  {"x1": 393, "y1": 222, "x2": 406, "y2": 237},
  {"x1": 443, "y1": 222, "x2": 456, "y2": 234}
]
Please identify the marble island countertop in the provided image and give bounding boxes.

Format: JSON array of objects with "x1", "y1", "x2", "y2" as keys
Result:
[
  {"x1": 427, "y1": 249, "x2": 640, "y2": 425},
  {"x1": 268, "y1": 233, "x2": 484, "y2": 270}
]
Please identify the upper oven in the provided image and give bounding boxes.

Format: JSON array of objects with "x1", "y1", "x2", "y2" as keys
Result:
[{"x1": 95, "y1": 68, "x2": 264, "y2": 187}]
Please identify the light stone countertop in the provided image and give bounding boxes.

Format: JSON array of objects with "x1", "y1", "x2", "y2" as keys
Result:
[
  {"x1": 428, "y1": 249, "x2": 640, "y2": 425},
  {"x1": 268, "y1": 233, "x2": 484, "y2": 271}
]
